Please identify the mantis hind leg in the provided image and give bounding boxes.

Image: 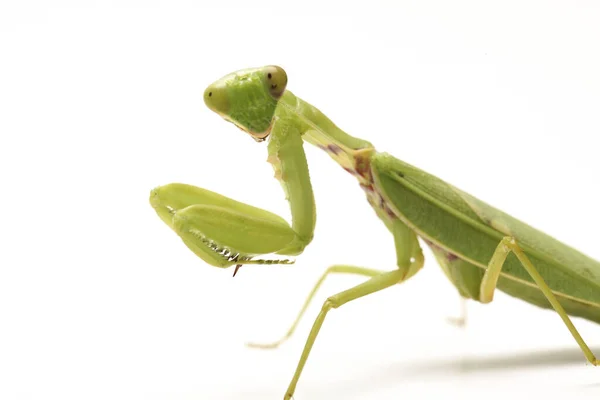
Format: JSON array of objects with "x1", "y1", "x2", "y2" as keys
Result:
[
  {"x1": 246, "y1": 265, "x2": 386, "y2": 349},
  {"x1": 447, "y1": 296, "x2": 468, "y2": 328},
  {"x1": 480, "y1": 236, "x2": 599, "y2": 366}
]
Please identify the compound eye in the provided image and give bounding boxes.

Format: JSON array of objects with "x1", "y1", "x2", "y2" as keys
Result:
[
  {"x1": 203, "y1": 84, "x2": 229, "y2": 114},
  {"x1": 264, "y1": 65, "x2": 287, "y2": 99}
]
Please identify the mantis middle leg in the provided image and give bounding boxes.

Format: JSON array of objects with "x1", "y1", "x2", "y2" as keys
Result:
[
  {"x1": 247, "y1": 265, "x2": 386, "y2": 349},
  {"x1": 282, "y1": 220, "x2": 424, "y2": 399},
  {"x1": 283, "y1": 268, "x2": 410, "y2": 399},
  {"x1": 480, "y1": 236, "x2": 599, "y2": 366}
]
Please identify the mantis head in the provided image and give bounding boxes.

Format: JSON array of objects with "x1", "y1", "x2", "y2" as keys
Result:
[{"x1": 203, "y1": 65, "x2": 287, "y2": 141}]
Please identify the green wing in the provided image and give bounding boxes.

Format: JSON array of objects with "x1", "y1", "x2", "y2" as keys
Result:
[{"x1": 372, "y1": 152, "x2": 600, "y2": 306}]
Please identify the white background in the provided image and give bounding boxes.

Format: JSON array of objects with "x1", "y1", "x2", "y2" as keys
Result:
[{"x1": 2, "y1": 1, "x2": 600, "y2": 399}]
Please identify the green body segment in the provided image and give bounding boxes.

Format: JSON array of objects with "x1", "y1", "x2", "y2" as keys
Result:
[
  {"x1": 371, "y1": 155, "x2": 600, "y2": 322},
  {"x1": 278, "y1": 91, "x2": 373, "y2": 151}
]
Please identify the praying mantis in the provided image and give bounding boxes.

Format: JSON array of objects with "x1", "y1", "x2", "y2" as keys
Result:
[{"x1": 150, "y1": 65, "x2": 600, "y2": 399}]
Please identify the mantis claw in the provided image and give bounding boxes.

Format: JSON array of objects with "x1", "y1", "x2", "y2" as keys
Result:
[
  {"x1": 150, "y1": 183, "x2": 300, "y2": 269},
  {"x1": 232, "y1": 264, "x2": 242, "y2": 277}
]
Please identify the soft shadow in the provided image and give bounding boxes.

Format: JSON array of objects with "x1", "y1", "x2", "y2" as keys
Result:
[
  {"x1": 405, "y1": 347, "x2": 600, "y2": 374},
  {"x1": 217, "y1": 348, "x2": 600, "y2": 400},
  {"x1": 301, "y1": 347, "x2": 600, "y2": 399}
]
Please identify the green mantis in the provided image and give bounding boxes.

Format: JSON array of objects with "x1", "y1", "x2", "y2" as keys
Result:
[{"x1": 150, "y1": 65, "x2": 600, "y2": 399}]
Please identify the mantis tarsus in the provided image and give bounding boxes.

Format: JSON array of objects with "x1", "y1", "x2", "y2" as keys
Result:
[{"x1": 150, "y1": 65, "x2": 600, "y2": 399}]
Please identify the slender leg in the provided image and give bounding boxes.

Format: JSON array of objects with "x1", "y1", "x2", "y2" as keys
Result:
[
  {"x1": 283, "y1": 268, "x2": 408, "y2": 400},
  {"x1": 280, "y1": 219, "x2": 423, "y2": 398},
  {"x1": 480, "y1": 236, "x2": 599, "y2": 366},
  {"x1": 447, "y1": 296, "x2": 468, "y2": 328},
  {"x1": 247, "y1": 265, "x2": 385, "y2": 349}
]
